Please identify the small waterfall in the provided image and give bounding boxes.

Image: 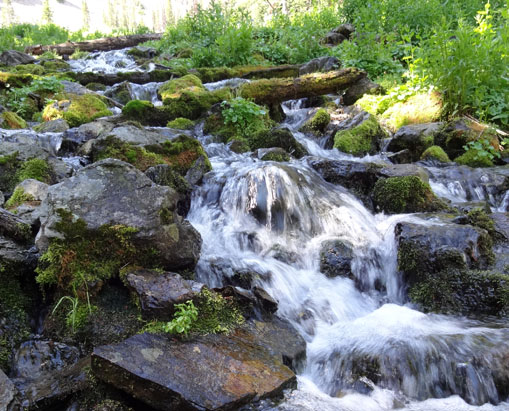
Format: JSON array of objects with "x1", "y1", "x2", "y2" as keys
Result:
[
  {"x1": 68, "y1": 48, "x2": 140, "y2": 73},
  {"x1": 204, "y1": 77, "x2": 251, "y2": 91},
  {"x1": 129, "y1": 81, "x2": 164, "y2": 105}
]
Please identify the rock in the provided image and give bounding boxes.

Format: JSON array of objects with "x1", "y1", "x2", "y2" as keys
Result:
[
  {"x1": 33, "y1": 118, "x2": 70, "y2": 133},
  {"x1": 7, "y1": 179, "x2": 49, "y2": 224},
  {"x1": 378, "y1": 163, "x2": 429, "y2": 183},
  {"x1": 0, "y1": 370, "x2": 21, "y2": 411},
  {"x1": 92, "y1": 330, "x2": 296, "y2": 410},
  {"x1": 395, "y1": 221, "x2": 494, "y2": 286},
  {"x1": 258, "y1": 147, "x2": 291, "y2": 162},
  {"x1": 0, "y1": 50, "x2": 35, "y2": 66},
  {"x1": 323, "y1": 31, "x2": 347, "y2": 46},
  {"x1": 333, "y1": 111, "x2": 386, "y2": 156},
  {"x1": 319, "y1": 239, "x2": 354, "y2": 279},
  {"x1": 299, "y1": 108, "x2": 330, "y2": 136},
  {"x1": 420, "y1": 145, "x2": 451, "y2": 163},
  {"x1": 299, "y1": 56, "x2": 341, "y2": 75},
  {"x1": 127, "y1": 46, "x2": 157, "y2": 59},
  {"x1": 343, "y1": 77, "x2": 382, "y2": 106},
  {"x1": 104, "y1": 81, "x2": 134, "y2": 105},
  {"x1": 0, "y1": 190, "x2": 4, "y2": 207},
  {"x1": 17, "y1": 178, "x2": 49, "y2": 202},
  {"x1": 101, "y1": 123, "x2": 169, "y2": 146},
  {"x1": 184, "y1": 153, "x2": 210, "y2": 186},
  {"x1": 334, "y1": 23, "x2": 356, "y2": 38},
  {"x1": 36, "y1": 158, "x2": 202, "y2": 271},
  {"x1": 387, "y1": 123, "x2": 442, "y2": 162},
  {"x1": 253, "y1": 286, "x2": 278, "y2": 316},
  {"x1": 251, "y1": 127, "x2": 308, "y2": 158},
  {"x1": 492, "y1": 212, "x2": 509, "y2": 242},
  {"x1": 126, "y1": 269, "x2": 204, "y2": 320},
  {"x1": 387, "y1": 149, "x2": 413, "y2": 164},
  {"x1": 62, "y1": 119, "x2": 116, "y2": 154}
]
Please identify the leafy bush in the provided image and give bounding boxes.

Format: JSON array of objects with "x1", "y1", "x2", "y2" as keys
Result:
[
  {"x1": 221, "y1": 97, "x2": 267, "y2": 137},
  {"x1": 163, "y1": 300, "x2": 198, "y2": 337}
]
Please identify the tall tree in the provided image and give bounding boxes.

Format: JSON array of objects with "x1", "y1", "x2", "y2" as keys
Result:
[
  {"x1": 164, "y1": 0, "x2": 174, "y2": 27},
  {"x1": 41, "y1": 0, "x2": 53, "y2": 25},
  {"x1": 81, "y1": 0, "x2": 90, "y2": 31},
  {"x1": 1, "y1": 0, "x2": 16, "y2": 27}
]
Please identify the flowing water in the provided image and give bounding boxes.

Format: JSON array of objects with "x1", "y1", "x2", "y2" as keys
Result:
[{"x1": 185, "y1": 97, "x2": 509, "y2": 410}]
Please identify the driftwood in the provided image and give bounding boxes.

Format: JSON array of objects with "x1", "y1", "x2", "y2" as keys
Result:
[
  {"x1": 238, "y1": 67, "x2": 367, "y2": 106},
  {"x1": 25, "y1": 33, "x2": 163, "y2": 56},
  {"x1": 0, "y1": 208, "x2": 33, "y2": 243}
]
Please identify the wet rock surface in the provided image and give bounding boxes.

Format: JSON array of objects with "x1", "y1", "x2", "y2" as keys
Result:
[
  {"x1": 0, "y1": 369, "x2": 20, "y2": 411},
  {"x1": 319, "y1": 239, "x2": 354, "y2": 279},
  {"x1": 92, "y1": 330, "x2": 297, "y2": 410}
]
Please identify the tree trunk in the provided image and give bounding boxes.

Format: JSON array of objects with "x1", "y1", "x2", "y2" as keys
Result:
[
  {"x1": 25, "y1": 33, "x2": 163, "y2": 56},
  {"x1": 0, "y1": 209, "x2": 33, "y2": 243},
  {"x1": 64, "y1": 68, "x2": 180, "y2": 86},
  {"x1": 238, "y1": 67, "x2": 367, "y2": 106}
]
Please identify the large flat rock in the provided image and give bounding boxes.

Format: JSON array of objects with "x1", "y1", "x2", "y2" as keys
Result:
[{"x1": 92, "y1": 330, "x2": 297, "y2": 410}]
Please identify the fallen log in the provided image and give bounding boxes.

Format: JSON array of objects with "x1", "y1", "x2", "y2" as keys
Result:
[
  {"x1": 25, "y1": 33, "x2": 163, "y2": 56},
  {"x1": 64, "y1": 69, "x2": 181, "y2": 86},
  {"x1": 238, "y1": 67, "x2": 367, "y2": 106},
  {"x1": 0, "y1": 208, "x2": 33, "y2": 243}
]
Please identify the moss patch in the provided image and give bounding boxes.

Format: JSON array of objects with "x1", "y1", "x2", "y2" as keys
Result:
[
  {"x1": 5, "y1": 186, "x2": 34, "y2": 209},
  {"x1": 167, "y1": 117, "x2": 195, "y2": 130},
  {"x1": 420, "y1": 145, "x2": 450, "y2": 162},
  {"x1": 300, "y1": 108, "x2": 330, "y2": 135},
  {"x1": 16, "y1": 157, "x2": 52, "y2": 183},
  {"x1": 13, "y1": 64, "x2": 45, "y2": 75},
  {"x1": 373, "y1": 176, "x2": 447, "y2": 214},
  {"x1": 0, "y1": 111, "x2": 27, "y2": 129},
  {"x1": 250, "y1": 128, "x2": 307, "y2": 158},
  {"x1": 158, "y1": 74, "x2": 204, "y2": 101},
  {"x1": 0, "y1": 152, "x2": 20, "y2": 192},
  {"x1": 42, "y1": 93, "x2": 112, "y2": 128},
  {"x1": 454, "y1": 149, "x2": 494, "y2": 168},
  {"x1": 162, "y1": 88, "x2": 232, "y2": 119},
  {"x1": 261, "y1": 151, "x2": 291, "y2": 162},
  {"x1": 381, "y1": 92, "x2": 442, "y2": 131},
  {"x1": 334, "y1": 115, "x2": 385, "y2": 156}
]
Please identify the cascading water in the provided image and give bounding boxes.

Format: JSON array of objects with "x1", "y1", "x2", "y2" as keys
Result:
[
  {"x1": 186, "y1": 93, "x2": 509, "y2": 410},
  {"x1": 68, "y1": 48, "x2": 141, "y2": 73}
]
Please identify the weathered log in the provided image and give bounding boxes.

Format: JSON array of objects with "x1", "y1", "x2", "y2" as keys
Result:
[
  {"x1": 25, "y1": 33, "x2": 163, "y2": 56},
  {"x1": 238, "y1": 67, "x2": 367, "y2": 105},
  {"x1": 64, "y1": 69, "x2": 181, "y2": 86},
  {"x1": 0, "y1": 208, "x2": 33, "y2": 243}
]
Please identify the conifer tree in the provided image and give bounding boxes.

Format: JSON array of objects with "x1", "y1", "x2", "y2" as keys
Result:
[
  {"x1": 41, "y1": 0, "x2": 53, "y2": 25},
  {"x1": 81, "y1": 0, "x2": 90, "y2": 31},
  {"x1": 1, "y1": 0, "x2": 16, "y2": 27}
]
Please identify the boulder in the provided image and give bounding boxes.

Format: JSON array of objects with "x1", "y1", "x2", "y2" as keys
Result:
[
  {"x1": 0, "y1": 370, "x2": 20, "y2": 411},
  {"x1": 396, "y1": 221, "x2": 494, "y2": 285},
  {"x1": 378, "y1": 163, "x2": 429, "y2": 183},
  {"x1": 36, "y1": 158, "x2": 202, "y2": 270},
  {"x1": 387, "y1": 123, "x2": 442, "y2": 162},
  {"x1": 251, "y1": 127, "x2": 308, "y2": 158},
  {"x1": 100, "y1": 123, "x2": 170, "y2": 146},
  {"x1": 92, "y1": 330, "x2": 296, "y2": 410},
  {"x1": 0, "y1": 190, "x2": 3, "y2": 207},
  {"x1": 299, "y1": 56, "x2": 341, "y2": 75},
  {"x1": 33, "y1": 118, "x2": 70, "y2": 133},
  {"x1": 62, "y1": 118, "x2": 116, "y2": 154},
  {"x1": 0, "y1": 50, "x2": 35, "y2": 66},
  {"x1": 319, "y1": 239, "x2": 354, "y2": 279},
  {"x1": 343, "y1": 77, "x2": 382, "y2": 106},
  {"x1": 126, "y1": 269, "x2": 204, "y2": 320},
  {"x1": 104, "y1": 81, "x2": 134, "y2": 105}
]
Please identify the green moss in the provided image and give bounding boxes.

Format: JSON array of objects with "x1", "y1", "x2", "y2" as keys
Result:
[
  {"x1": 13, "y1": 64, "x2": 45, "y2": 75},
  {"x1": 0, "y1": 111, "x2": 27, "y2": 129},
  {"x1": 0, "y1": 71, "x2": 33, "y2": 89},
  {"x1": 373, "y1": 176, "x2": 446, "y2": 214},
  {"x1": 0, "y1": 152, "x2": 20, "y2": 192},
  {"x1": 85, "y1": 82, "x2": 107, "y2": 92},
  {"x1": 261, "y1": 151, "x2": 291, "y2": 162},
  {"x1": 356, "y1": 93, "x2": 393, "y2": 115},
  {"x1": 122, "y1": 100, "x2": 173, "y2": 126},
  {"x1": 454, "y1": 150, "x2": 494, "y2": 167},
  {"x1": 40, "y1": 59, "x2": 71, "y2": 72},
  {"x1": 16, "y1": 157, "x2": 52, "y2": 183},
  {"x1": 466, "y1": 208, "x2": 496, "y2": 238},
  {"x1": 149, "y1": 134, "x2": 212, "y2": 176},
  {"x1": 250, "y1": 128, "x2": 307, "y2": 158},
  {"x1": 334, "y1": 115, "x2": 385, "y2": 156},
  {"x1": 42, "y1": 93, "x2": 112, "y2": 128},
  {"x1": 162, "y1": 88, "x2": 232, "y2": 119},
  {"x1": 420, "y1": 145, "x2": 451, "y2": 162},
  {"x1": 167, "y1": 117, "x2": 195, "y2": 129},
  {"x1": 300, "y1": 108, "x2": 330, "y2": 135},
  {"x1": 35, "y1": 210, "x2": 165, "y2": 298},
  {"x1": 5, "y1": 187, "x2": 34, "y2": 209},
  {"x1": 409, "y1": 269, "x2": 509, "y2": 315},
  {"x1": 158, "y1": 74, "x2": 204, "y2": 101},
  {"x1": 93, "y1": 136, "x2": 165, "y2": 172},
  {"x1": 381, "y1": 92, "x2": 442, "y2": 131}
]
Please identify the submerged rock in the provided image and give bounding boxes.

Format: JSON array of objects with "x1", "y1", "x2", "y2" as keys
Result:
[
  {"x1": 319, "y1": 239, "x2": 354, "y2": 279},
  {"x1": 387, "y1": 122, "x2": 441, "y2": 162},
  {"x1": 92, "y1": 330, "x2": 296, "y2": 410}
]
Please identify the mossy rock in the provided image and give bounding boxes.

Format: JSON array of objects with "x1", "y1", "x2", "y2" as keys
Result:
[
  {"x1": 0, "y1": 71, "x2": 33, "y2": 89},
  {"x1": 4, "y1": 186, "x2": 34, "y2": 209},
  {"x1": 420, "y1": 145, "x2": 450, "y2": 162},
  {"x1": 0, "y1": 152, "x2": 20, "y2": 192},
  {"x1": 40, "y1": 59, "x2": 71, "y2": 72},
  {"x1": 300, "y1": 108, "x2": 330, "y2": 135},
  {"x1": 0, "y1": 111, "x2": 27, "y2": 129},
  {"x1": 454, "y1": 150, "x2": 494, "y2": 168},
  {"x1": 86, "y1": 82, "x2": 108, "y2": 92},
  {"x1": 250, "y1": 127, "x2": 307, "y2": 158},
  {"x1": 372, "y1": 176, "x2": 447, "y2": 214},
  {"x1": 167, "y1": 117, "x2": 195, "y2": 130},
  {"x1": 13, "y1": 63, "x2": 45, "y2": 75},
  {"x1": 158, "y1": 74, "x2": 204, "y2": 101},
  {"x1": 381, "y1": 92, "x2": 442, "y2": 131},
  {"x1": 409, "y1": 269, "x2": 509, "y2": 316},
  {"x1": 122, "y1": 100, "x2": 173, "y2": 126},
  {"x1": 42, "y1": 93, "x2": 112, "y2": 127},
  {"x1": 334, "y1": 113, "x2": 385, "y2": 156},
  {"x1": 92, "y1": 136, "x2": 165, "y2": 172},
  {"x1": 162, "y1": 88, "x2": 232, "y2": 120},
  {"x1": 260, "y1": 149, "x2": 291, "y2": 162},
  {"x1": 16, "y1": 157, "x2": 53, "y2": 183}
]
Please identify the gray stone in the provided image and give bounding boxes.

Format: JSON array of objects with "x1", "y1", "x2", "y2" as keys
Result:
[
  {"x1": 343, "y1": 77, "x2": 382, "y2": 106},
  {"x1": 17, "y1": 179, "x2": 49, "y2": 202},
  {"x1": 36, "y1": 158, "x2": 202, "y2": 270},
  {"x1": 0, "y1": 190, "x2": 4, "y2": 207},
  {"x1": 387, "y1": 123, "x2": 442, "y2": 162},
  {"x1": 378, "y1": 163, "x2": 430, "y2": 183},
  {"x1": 333, "y1": 23, "x2": 355, "y2": 38},
  {"x1": 0, "y1": 50, "x2": 35, "y2": 66},
  {"x1": 0, "y1": 370, "x2": 21, "y2": 411},
  {"x1": 126, "y1": 269, "x2": 204, "y2": 320},
  {"x1": 92, "y1": 330, "x2": 296, "y2": 410},
  {"x1": 34, "y1": 118, "x2": 69, "y2": 133},
  {"x1": 101, "y1": 124, "x2": 170, "y2": 146},
  {"x1": 319, "y1": 239, "x2": 354, "y2": 279},
  {"x1": 299, "y1": 56, "x2": 341, "y2": 75},
  {"x1": 104, "y1": 81, "x2": 133, "y2": 105}
]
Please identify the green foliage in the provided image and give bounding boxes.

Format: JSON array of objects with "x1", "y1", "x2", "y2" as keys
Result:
[
  {"x1": 167, "y1": 117, "x2": 194, "y2": 129},
  {"x1": 52, "y1": 292, "x2": 97, "y2": 333},
  {"x1": 162, "y1": 300, "x2": 198, "y2": 337},
  {"x1": 460, "y1": 138, "x2": 500, "y2": 165},
  {"x1": 5, "y1": 186, "x2": 34, "y2": 209},
  {"x1": 420, "y1": 145, "x2": 450, "y2": 162},
  {"x1": 43, "y1": 93, "x2": 112, "y2": 127},
  {"x1": 193, "y1": 288, "x2": 244, "y2": 334},
  {"x1": 220, "y1": 97, "x2": 268, "y2": 138},
  {"x1": 16, "y1": 157, "x2": 52, "y2": 183}
]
